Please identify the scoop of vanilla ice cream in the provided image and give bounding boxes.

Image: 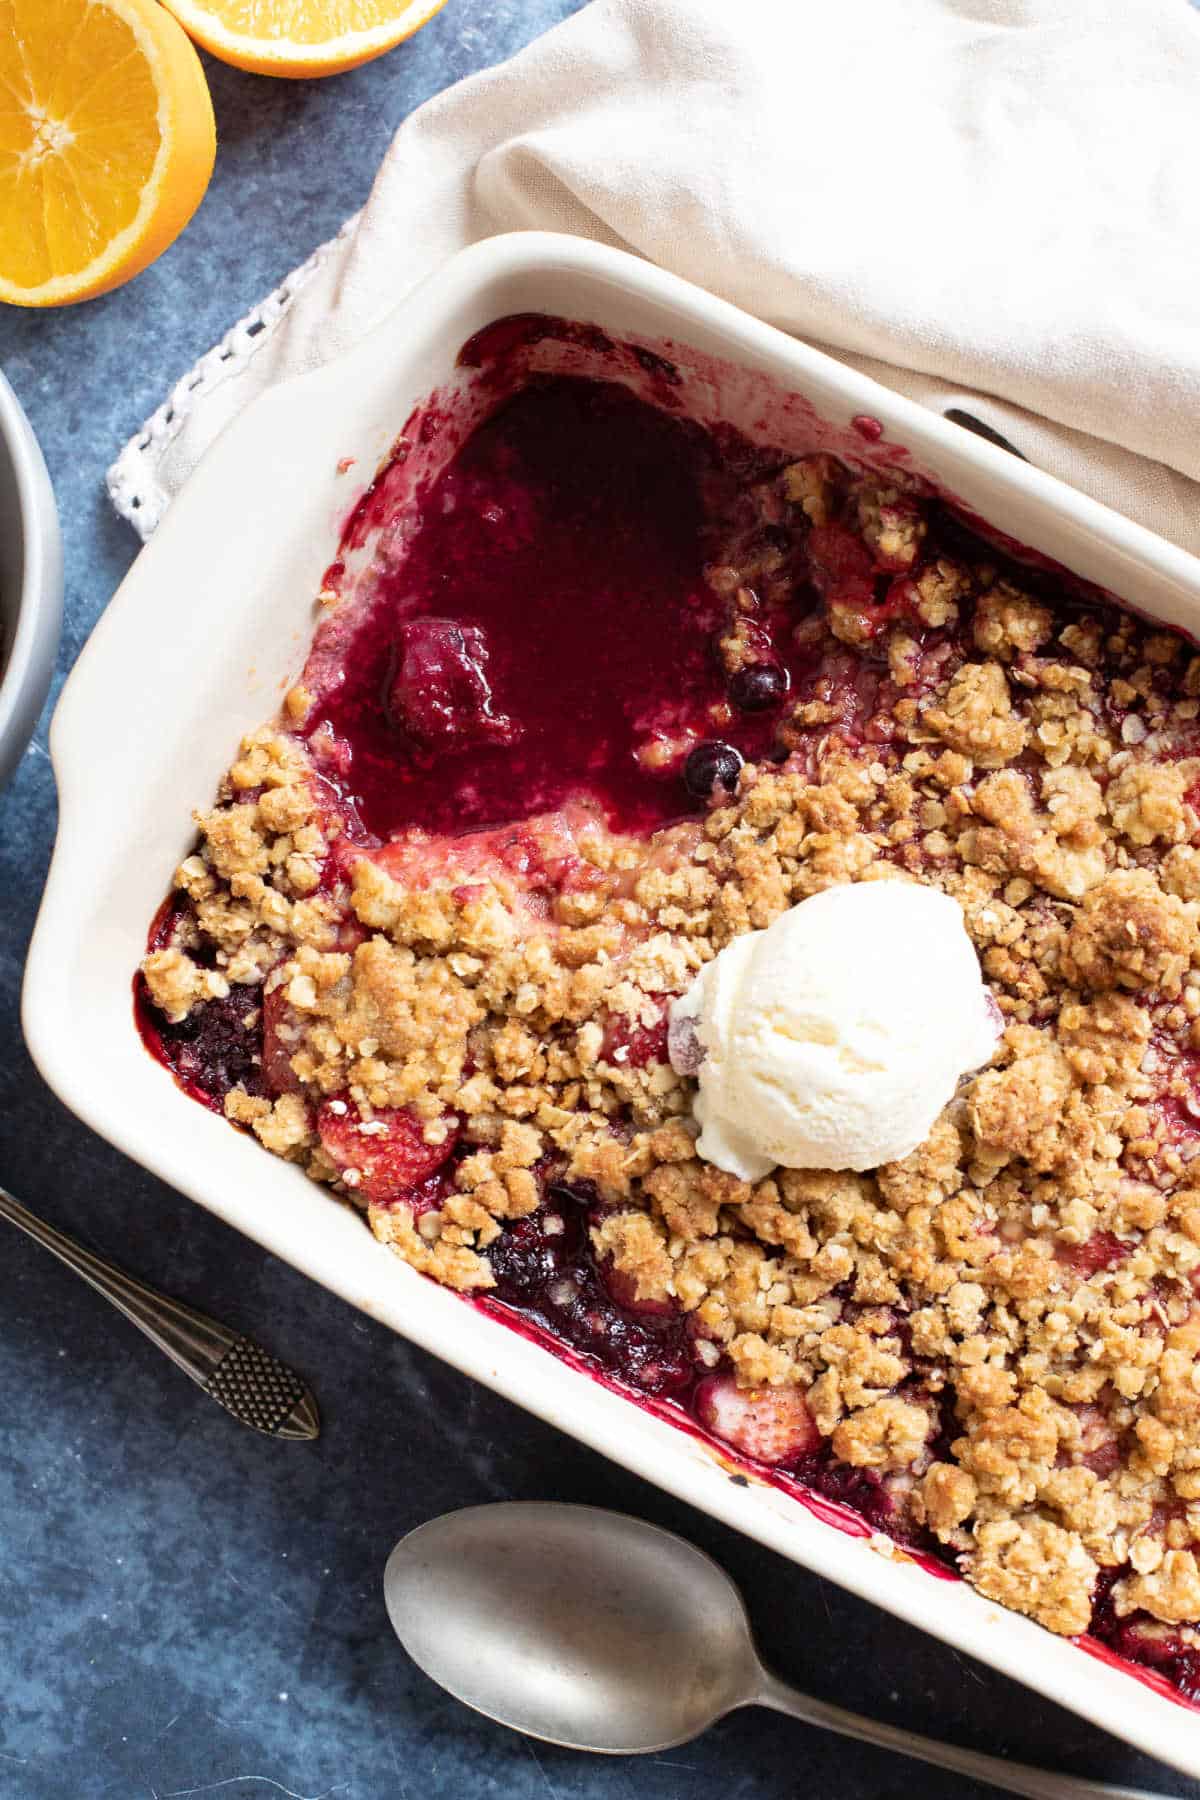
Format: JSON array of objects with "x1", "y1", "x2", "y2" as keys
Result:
[{"x1": 670, "y1": 882, "x2": 999, "y2": 1178}]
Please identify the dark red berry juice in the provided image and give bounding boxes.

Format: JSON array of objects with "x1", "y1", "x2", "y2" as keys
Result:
[{"x1": 298, "y1": 376, "x2": 813, "y2": 840}]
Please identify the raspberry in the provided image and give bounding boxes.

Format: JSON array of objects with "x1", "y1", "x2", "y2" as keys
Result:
[{"x1": 389, "y1": 617, "x2": 518, "y2": 751}]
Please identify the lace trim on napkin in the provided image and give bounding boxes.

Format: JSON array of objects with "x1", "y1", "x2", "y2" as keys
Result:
[{"x1": 106, "y1": 215, "x2": 359, "y2": 541}]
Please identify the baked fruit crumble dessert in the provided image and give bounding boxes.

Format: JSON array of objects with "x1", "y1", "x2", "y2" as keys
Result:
[{"x1": 138, "y1": 318, "x2": 1200, "y2": 1699}]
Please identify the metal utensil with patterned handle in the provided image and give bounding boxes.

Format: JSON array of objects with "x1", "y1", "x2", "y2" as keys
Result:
[{"x1": 0, "y1": 1183, "x2": 319, "y2": 1439}]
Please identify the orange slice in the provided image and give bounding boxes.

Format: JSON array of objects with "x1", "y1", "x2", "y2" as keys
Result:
[
  {"x1": 0, "y1": 0, "x2": 216, "y2": 308},
  {"x1": 159, "y1": 0, "x2": 449, "y2": 78}
]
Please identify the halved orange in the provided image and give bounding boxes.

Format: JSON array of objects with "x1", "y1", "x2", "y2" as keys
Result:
[
  {"x1": 159, "y1": 0, "x2": 449, "y2": 79},
  {"x1": 0, "y1": 0, "x2": 216, "y2": 308}
]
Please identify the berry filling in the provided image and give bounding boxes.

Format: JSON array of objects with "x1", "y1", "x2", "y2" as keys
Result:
[
  {"x1": 483, "y1": 1187, "x2": 696, "y2": 1399},
  {"x1": 146, "y1": 977, "x2": 266, "y2": 1109},
  {"x1": 292, "y1": 377, "x2": 858, "y2": 841},
  {"x1": 136, "y1": 321, "x2": 1200, "y2": 1709}
]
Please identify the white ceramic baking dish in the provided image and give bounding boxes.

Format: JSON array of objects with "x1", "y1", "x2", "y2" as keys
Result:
[{"x1": 24, "y1": 232, "x2": 1200, "y2": 1777}]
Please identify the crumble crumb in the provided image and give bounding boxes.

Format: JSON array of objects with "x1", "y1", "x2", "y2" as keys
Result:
[
  {"x1": 142, "y1": 947, "x2": 230, "y2": 1021},
  {"x1": 972, "y1": 584, "x2": 1052, "y2": 661},
  {"x1": 1114, "y1": 1552, "x2": 1200, "y2": 1626},
  {"x1": 922, "y1": 661, "x2": 1027, "y2": 768},
  {"x1": 967, "y1": 1516, "x2": 1098, "y2": 1637},
  {"x1": 1062, "y1": 868, "x2": 1194, "y2": 996}
]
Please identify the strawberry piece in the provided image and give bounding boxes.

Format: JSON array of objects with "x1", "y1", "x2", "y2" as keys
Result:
[
  {"x1": 317, "y1": 1098, "x2": 457, "y2": 1204},
  {"x1": 1058, "y1": 1232, "x2": 1127, "y2": 1278},
  {"x1": 602, "y1": 1004, "x2": 668, "y2": 1070},
  {"x1": 546, "y1": 849, "x2": 609, "y2": 897},
  {"x1": 806, "y1": 521, "x2": 876, "y2": 607},
  {"x1": 261, "y1": 981, "x2": 304, "y2": 1095},
  {"x1": 602, "y1": 1262, "x2": 678, "y2": 1319},
  {"x1": 1108, "y1": 1615, "x2": 1191, "y2": 1668},
  {"x1": 1072, "y1": 1402, "x2": 1122, "y2": 1478},
  {"x1": 695, "y1": 1373, "x2": 821, "y2": 1466},
  {"x1": 1081, "y1": 1440, "x2": 1122, "y2": 1479}
]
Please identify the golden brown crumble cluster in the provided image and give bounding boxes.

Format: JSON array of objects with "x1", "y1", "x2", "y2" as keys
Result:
[{"x1": 143, "y1": 450, "x2": 1200, "y2": 1647}]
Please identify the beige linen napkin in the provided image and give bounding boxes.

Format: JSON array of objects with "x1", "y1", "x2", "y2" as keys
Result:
[{"x1": 109, "y1": 0, "x2": 1200, "y2": 556}]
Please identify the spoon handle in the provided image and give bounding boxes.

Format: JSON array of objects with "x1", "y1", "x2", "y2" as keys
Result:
[
  {"x1": 755, "y1": 1671, "x2": 1164, "y2": 1800},
  {"x1": 0, "y1": 1183, "x2": 319, "y2": 1440}
]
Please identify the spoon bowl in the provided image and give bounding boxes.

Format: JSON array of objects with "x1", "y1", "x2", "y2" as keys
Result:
[
  {"x1": 384, "y1": 1501, "x2": 1169, "y2": 1800},
  {"x1": 384, "y1": 1502, "x2": 759, "y2": 1753}
]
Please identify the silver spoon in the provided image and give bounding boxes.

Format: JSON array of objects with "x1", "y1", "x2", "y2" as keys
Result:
[{"x1": 384, "y1": 1502, "x2": 1166, "y2": 1800}]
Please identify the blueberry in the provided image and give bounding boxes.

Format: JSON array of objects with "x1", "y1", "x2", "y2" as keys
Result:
[
  {"x1": 729, "y1": 662, "x2": 788, "y2": 713},
  {"x1": 684, "y1": 740, "x2": 743, "y2": 800}
]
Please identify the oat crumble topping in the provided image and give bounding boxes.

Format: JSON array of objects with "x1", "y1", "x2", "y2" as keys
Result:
[{"x1": 138, "y1": 365, "x2": 1200, "y2": 1678}]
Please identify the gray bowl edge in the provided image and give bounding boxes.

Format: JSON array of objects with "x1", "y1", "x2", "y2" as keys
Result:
[{"x1": 0, "y1": 369, "x2": 64, "y2": 789}]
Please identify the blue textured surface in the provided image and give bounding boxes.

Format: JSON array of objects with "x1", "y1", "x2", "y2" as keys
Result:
[{"x1": 1, "y1": 7, "x2": 1198, "y2": 1796}]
